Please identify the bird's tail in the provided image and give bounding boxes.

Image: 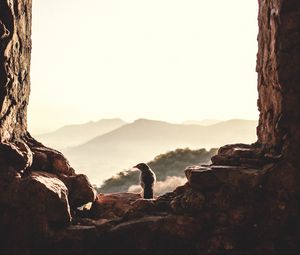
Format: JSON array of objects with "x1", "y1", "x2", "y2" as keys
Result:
[{"x1": 143, "y1": 186, "x2": 154, "y2": 199}]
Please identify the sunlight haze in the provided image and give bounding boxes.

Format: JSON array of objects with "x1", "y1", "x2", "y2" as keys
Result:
[{"x1": 28, "y1": 0, "x2": 259, "y2": 134}]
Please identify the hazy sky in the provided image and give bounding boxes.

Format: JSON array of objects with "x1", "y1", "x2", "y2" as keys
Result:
[{"x1": 28, "y1": 0, "x2": 259, "y2": 134}]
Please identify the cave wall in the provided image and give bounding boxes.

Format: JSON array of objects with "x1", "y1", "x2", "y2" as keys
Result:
[
  {"x1": 0, "y1": 0, "x2": 75, "y2": 176},
  {"x1": 0, "y1": 2, "x2": 97, "y2": 253},
  {"x1": 0, "y1": 0, "x2": 31, "y2": 142},
  {"x1": 257, "y1": 0, "x2": 300, "y2": 163}
]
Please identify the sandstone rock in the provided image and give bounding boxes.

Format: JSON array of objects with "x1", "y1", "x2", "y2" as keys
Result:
[
  {"x1": 60, "y1": 174, "x2": 97, "y2": 208},
  {"x1": 0, "y1": 143, "x2": 31, "y2": 172},
  {"x1": 102, "y1": 215, "x2": 201, "y2": 254},
  {"x1": 186, "y1": 165, "x2": 265, "y2": 190},
  {"x1": 27, "y1": 142, "x2": 75, "y2": 176},
  {"x1": 213, "y1": 165, "x2": 266, "y2": 188},
  {"x1": 211, "y1": 143, "x2": 269, "y2": 168},
  {"x1": 256, "y1": 0, "x2": 300, "y2": 161},
  {"x1": 170, "y1": 188, "x2": 205, "y2": 214},
  {"x1": 217, "y1": 143, "x2": 254, "y2": 155},
  {"x1": 90, "y1": 193, "x2": 142, "y2": 219},
  {"x1": 155, "y1": 191, "x2": 178, "y2": 211},
  {"x1": 21, "y1": 171, "x2": 72, "y2": 226},
  {"x1": 185, "y1": 166, "x2": 221, "y2": 191},
  {"x1": 154, "y1": 183, "x2": 191, "y2": 212},
  {"x1": 130, "y1": 198, "x2": 156, "y2": 213},
  {"x1": 0, "y1": 171, "x2": 72, "y2": 253},
  {"x1": 0, "y1": 168, "x2": 22, "y2": 206},
  {"x1": 0, "y1": 0, "x2": 31, "y2": 142},
  {"x1": 44, "y1": 225, "x2": 98, "y2": 255}
]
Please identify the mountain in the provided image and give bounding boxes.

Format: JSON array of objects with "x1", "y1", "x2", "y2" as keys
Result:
[
  {"x1": 37, "y1": 118, "x2": 126, "y2": 149},
  {"x1": 63, "y1": 118, "x2": 257, "y2": 185},
  {"x1": 182, "y1": 119, "x2": 220, "y2": 126}
]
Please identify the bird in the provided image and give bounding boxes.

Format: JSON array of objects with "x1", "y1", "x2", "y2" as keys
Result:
[{"x1": 133, "y1": 163, "x2": 156, "y2": 199}]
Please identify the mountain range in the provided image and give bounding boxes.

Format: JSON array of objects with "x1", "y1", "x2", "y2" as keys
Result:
[
  {"x1": 37, "y1": 118, "x2": 126, "y2": 149},
  {"x1": 45, "y1": 118, "x2": 258, "y2": 185}
]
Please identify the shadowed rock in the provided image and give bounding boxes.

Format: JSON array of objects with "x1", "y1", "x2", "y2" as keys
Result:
[
  {"x1": 22, "y1": 171, "x2": 72, "y2": 226},
  {"x1": 90, "y1": 192, "x2": 142, "y2": 219},
  {"x1": 0, "y1": 143, "x2": 32, "y2": 172},
  {"x1": 60, "y1": 174, "x2": 97, "y2": 208}
]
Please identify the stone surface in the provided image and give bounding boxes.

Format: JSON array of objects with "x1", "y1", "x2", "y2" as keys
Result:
[
  {"x1": 0, "y1": 142, "x2": 32, "y2": 172},
  {"x1": 89, "y1": 192, "x2": 142, "y2": 219},
  {"x1": 0, "y1": 2, "x2": 98, "y2": 254},
  {"x1": 21, "y1": 171, "x2": 72, "y2": 226},
  {"x1": 60, "y1": 174, "x2": 97, "y2": 208},
  {"x1": 170, "y1": 188, "x2": 205, "y2": 214},
  {"x1": 0, "y1": 171, "x2": 72, "y2": 254},
  {"x1": 185, "y1": 166, "x2": 221, "y2": 191},
  {"x1": 0, "y1": 0, "x2": 32, "y2": 142},
  {"x1": 256, "y1": 0, "x2": 300, "y2": 161},
  {"x1": 25, "y1": 134, "x2": 75, "y2": 176},
  {"x1": 210, "y1": 143, "x2": 277, "y2": 168},
  {"x1": 101, "y1": 215, "x2": 201, "y2": 255},
  {"x1": 185, "y1": 164, "x2": 267, "y2": 190}
]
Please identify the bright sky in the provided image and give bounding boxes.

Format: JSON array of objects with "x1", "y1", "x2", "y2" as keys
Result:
[{"x1": 28, "y1": 0, "x2": 259, "y2": 134}]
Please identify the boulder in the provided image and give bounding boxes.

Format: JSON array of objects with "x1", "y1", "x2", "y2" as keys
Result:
[
  {"x1": 102, "y1": 215, "x2": 201, "y2": 254},
  {"x1": 0, "y1": 143, "x2": 32, "y2": 172},
  {"x1": 20, "y1": 171, "x2": 72, "y2": 227},
  {"x1": 185, "y1": 165, "x2": 265, "y2": 190},
  {"x1": 28, "y1": 145, "x2": 75, "y2": 176},
  {"x1": 185, "y1": 166, "x2": 221, "y2": 191},
  {"x1": 0, "y1": 171, "x2": 72, "y2": 253},
  {"x1": 170, "y1": 188, "x2": 205, "y2": 214},
  {"x1": 90, "y1": 192, "x2": 142, "y2": 219},
  {"x1": 59, "y1": 174, "x2": 97, "y2": 208}
]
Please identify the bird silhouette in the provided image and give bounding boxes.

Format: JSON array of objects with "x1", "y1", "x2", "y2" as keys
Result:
[{"x1": 133, "y1": 163, "x2": 156, "y2": 199}]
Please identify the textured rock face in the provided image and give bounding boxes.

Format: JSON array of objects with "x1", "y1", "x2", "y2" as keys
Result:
[
  {"x1": 60, "y1": 174, "x2": 97, "y2": 208},
  {"x1": 257, "y1": 0, "x2": 300, "y2": 161},
  {"x1": 0, "y1": 0, "x2": 32, "y2": 142},
  {"x1": 0, "y1": 171, "x2": 72, "y2": 253},
  {"x1": 0, "y1": 2, "x2": 96, "y2": 253},
  {"x1": 23, "y1": 171, "x2": 71, "y2": 225},
  {"x1": 0, "y1": 0, "x2": 79, "y2": 176}
]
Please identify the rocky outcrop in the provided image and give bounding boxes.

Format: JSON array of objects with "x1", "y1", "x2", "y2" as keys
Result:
[
  {"x1": 60, "y1": 174, "x2": 97, "y2": 208},
  {"x1": 89, "y1": 193, "x2": 143, "y2": 219},
  {"x1": 0, "y1": 0, "x2": 31, "y2": 142},
  {"x1": 0, "y1": 2, "x2": 96, "y2": 253},
  {"x1": 0, "y1": 171, "x2": 71, "y2": 253},
  {"x1": 256, "y1": 0, "x2": 300, "y2": 161},
  {"x1": 57, "y1": 157, "x2": 297, "y2": 254}
]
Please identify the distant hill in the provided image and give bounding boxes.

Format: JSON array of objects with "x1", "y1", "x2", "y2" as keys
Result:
[
  {"x1": 96, "y1": 148, "x2": 218, "y2": 195},
  {"x1": 64, "y1": 118, "x2": 257, "y2": 185},
  {"x1": 37, "y1": 118, "x2": 126, "y2": 149},
  {"x1": 182, "y1": 119, "x2": 220, "y2": 126}
]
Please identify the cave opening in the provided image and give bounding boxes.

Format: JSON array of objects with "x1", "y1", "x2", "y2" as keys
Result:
[{"x1": 28, "y1": 0, "x2": 259, "y2": 188}]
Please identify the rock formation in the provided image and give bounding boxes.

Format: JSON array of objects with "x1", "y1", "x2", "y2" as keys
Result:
[
  {"x1": 0, "y1": 1, "x2": 96, "y2": 253},
  {"x1": 1, "y1": 0, "x2": 300, "y2": 254},
  {"x1": 257, "y1": 0, "x2": 300, "y2": 162}
]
